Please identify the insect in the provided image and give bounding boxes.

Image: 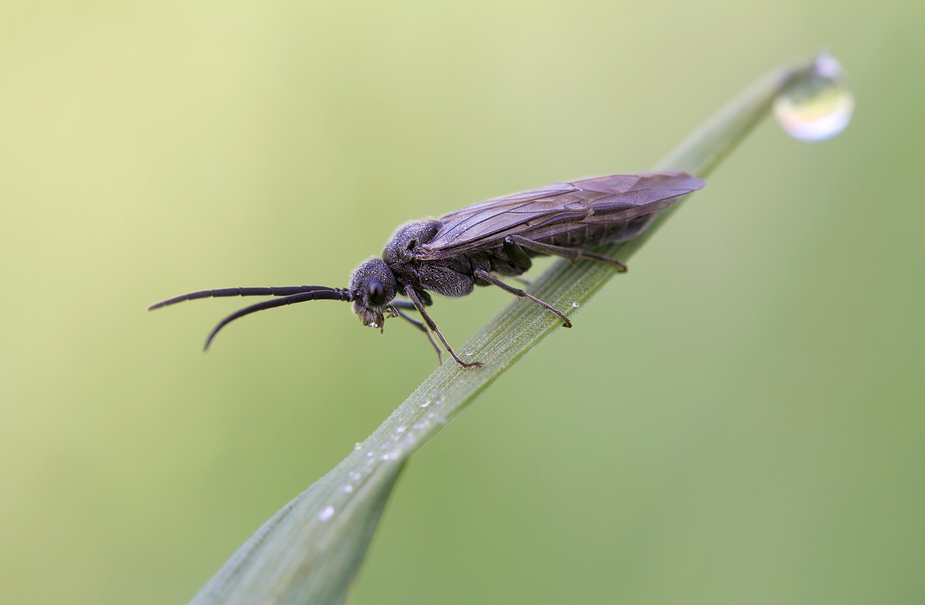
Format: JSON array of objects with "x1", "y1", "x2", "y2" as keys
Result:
[{"x1": 150, "y1": 172, "x2": 705, "y2": 367}]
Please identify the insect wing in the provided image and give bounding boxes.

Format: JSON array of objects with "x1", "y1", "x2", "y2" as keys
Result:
[
  {"x1": 418, "y1": 172, "x2": 705, "y2": 259},
  {"x1": 436, "y1": 182, "x2": 579, "y2": 222},
  {"x1": 431, "y1": 182, "x2": 581, "y2": 247}
]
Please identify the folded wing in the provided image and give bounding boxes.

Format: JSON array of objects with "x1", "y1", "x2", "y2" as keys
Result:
[{"x1": 417, "y1": 172, "x2": 705, "y2": 260}]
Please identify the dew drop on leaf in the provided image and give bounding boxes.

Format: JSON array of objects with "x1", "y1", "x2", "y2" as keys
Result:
[
  {"x1": 773, "y1": 53, "x2": 853, "y2": 142},
  {"x1": 318, "y1": 505, "x2": 335, "y2": 521}
]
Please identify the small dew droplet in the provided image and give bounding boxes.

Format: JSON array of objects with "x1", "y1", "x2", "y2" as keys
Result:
[
  {"x1": 396, "y1": 426, "x2": 406, "y2": 434},
  {"x1": 420, "y1": 400, "x2": 431, "y2": 408},
  {"x1": 571, "y1": 302, "x2": 580, "y2": 308},
  {"x1": 318, "y1": 505, "x2": 335, "y2": 521},
  {"x1": 773, "y1": 53, "x2": 853, "y2": 142},
  {"x1": 342, "y1": 484, "x2": 354, "y2": 494},
  {"x1": 348, "y1": 471, "x2": 361, "y2": 481},
  {"x1": 369, "y1": 322, "x2": 379, "y2": 329},
  {"x1": 354, "y1": 442, "x2": 364, "y2": 451}
]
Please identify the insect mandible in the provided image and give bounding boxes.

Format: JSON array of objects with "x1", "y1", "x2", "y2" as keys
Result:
[{"x1": 150, "y1": 172, "x2": 705, "y2": 367}]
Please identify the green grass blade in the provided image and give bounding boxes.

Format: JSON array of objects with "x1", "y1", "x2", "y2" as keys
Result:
[{"x1": 188, "y1": 53, "x2": 835, "y2": 605}]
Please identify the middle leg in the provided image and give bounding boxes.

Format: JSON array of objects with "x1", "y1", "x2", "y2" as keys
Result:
[{"x1": 473, "y1": 268, "x2": 572, "y2": 328}]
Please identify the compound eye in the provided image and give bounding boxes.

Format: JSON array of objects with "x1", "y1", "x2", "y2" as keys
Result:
[{"x1": 368, "y1": 279, "x2": 387, "y2": 306}]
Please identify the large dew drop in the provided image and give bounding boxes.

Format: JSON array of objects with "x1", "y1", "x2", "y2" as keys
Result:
[{"x1": 773, "y1": 53, "x2": 853, "y2": 142}]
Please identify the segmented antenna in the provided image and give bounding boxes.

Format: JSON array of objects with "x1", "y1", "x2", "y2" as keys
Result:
[
  {"x1": 147, "y1": 286, "x2": 342, "y2": 310},
  {"x1": 148, "y1": 286, "x2": 353, "y2": 350},
  {"x1": 203, "y1": 289, "x2": 352, "y2": 350}
]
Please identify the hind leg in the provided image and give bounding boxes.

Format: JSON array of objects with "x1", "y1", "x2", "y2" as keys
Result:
[{"x1": 504, "y1": 235, "x2": 628, "y2": 272}]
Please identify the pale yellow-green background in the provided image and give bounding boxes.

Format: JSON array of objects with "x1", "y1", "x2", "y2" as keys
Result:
[{"x1": 2, "y1": 2, "x2": 923, "y2": 604}]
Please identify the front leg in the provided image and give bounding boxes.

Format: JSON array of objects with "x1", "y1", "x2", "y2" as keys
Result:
[
  {"x1": 404, "y1": 286, "x2": 482, "y2": 369},
  {"x1": 389, "y1": 304, "x2": 443, "y2": 365}
]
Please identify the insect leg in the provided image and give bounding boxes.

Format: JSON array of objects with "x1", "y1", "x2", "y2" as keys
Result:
[
  {"x1": 390, "y1": 305, "x2": 443, "y2": 365},
  {"x1": 404, "y1": 285, "x2": 482, "y2": 369},
  {"x1": 473, "y1": 269, "x2": 572, "y2": 328},
  {"x1": 505, "y1": 235, "x2": 628, "y2": 272},
  {"x1": 389, "y1": 300, "x2": 417, "y2": 310}
]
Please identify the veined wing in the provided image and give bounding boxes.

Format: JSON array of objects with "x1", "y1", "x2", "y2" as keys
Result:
[{"x1": 417, "y1": 172, "x2": 705, "y2": 260}]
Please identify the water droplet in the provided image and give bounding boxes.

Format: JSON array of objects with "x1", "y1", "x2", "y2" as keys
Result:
[
  {"x1": 369, "y1": 322, "x2": 379, "y2": 329},
  {"x1": 354, "y1": 442, "x2": 364, "y2": 451},
  {"x1": 365, "y1": 451, "x2": 373, "y2": 458},
  {"x1": 413, "y1": 422, "x2": 425, "y2": 430},
  {"x1": 420, "y1": 400, "x2": 431, "y2": 408},
  {"x1": 395, "y1": 426, "x2": 406, "y2": 434},
  {"x1": 318, "y1": 505, "x2": 335, "y2": 521},
  {"x1": 773, "y1": 53, "x2": 853, "y2": 142},
  {"x1": 427, "y1": 412, "x2": 435, "y2": 419},
  {"x1": 571, "y1": 302, "x2": 580, "y2": 308},
  {"x1": 342, "y1": 484, "x2": 354, "y2": 494},
  {"x1": 348, "y1": 471, "x2": 361, "y2": 481},
  {"x1": 465, "y1": 350, "x2": 472, "y2": 357}
]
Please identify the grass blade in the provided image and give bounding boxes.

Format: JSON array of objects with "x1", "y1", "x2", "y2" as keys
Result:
[{"x1": 188, "y1": 53, "x2": 836, "y2": 605}]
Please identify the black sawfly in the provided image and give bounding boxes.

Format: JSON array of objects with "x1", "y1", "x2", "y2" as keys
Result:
[{"x1": 150, "y1": 172, "x2": 705, "y2": 367}]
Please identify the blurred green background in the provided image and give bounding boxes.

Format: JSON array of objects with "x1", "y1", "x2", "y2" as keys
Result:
[{"x1": 2, "y1": 2, "x2": 923, "y2": 604}]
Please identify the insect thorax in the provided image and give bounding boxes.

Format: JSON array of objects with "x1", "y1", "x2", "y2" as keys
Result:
[
  {"x1": 381, "y1": 218, "x2": 480, "y2": 298},
  {"x1": 381, "y1": 218, "x2": 438, "y2": 285}
]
